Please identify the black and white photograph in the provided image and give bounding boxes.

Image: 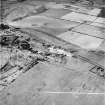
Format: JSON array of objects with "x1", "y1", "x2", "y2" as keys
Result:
[{"x1": 0, "y1": 0, "x2": 105, "y2": 105}]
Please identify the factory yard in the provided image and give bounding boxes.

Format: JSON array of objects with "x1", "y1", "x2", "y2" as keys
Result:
[{"x1": 0, "y1": 0, "x2": 105, "y2": 105}]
